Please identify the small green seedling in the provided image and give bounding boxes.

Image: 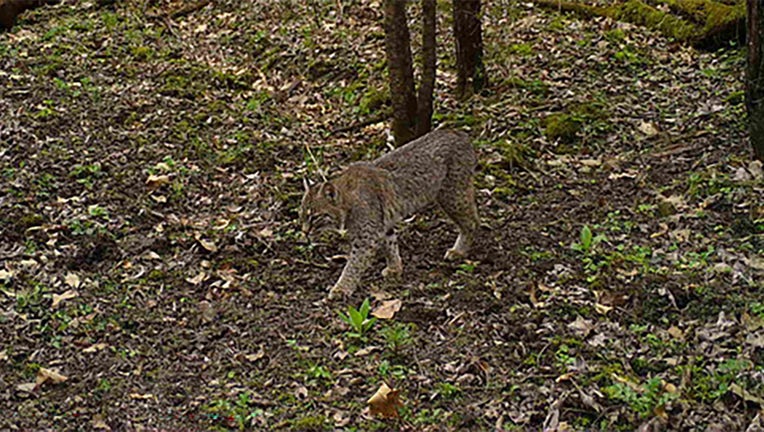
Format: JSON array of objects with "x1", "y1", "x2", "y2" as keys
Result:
[
  {"x1": 572, "y1": 225, "x2": 605, "y2": 253},
  {"x1": 339, "y1": 298, "x2": 377, "y2": 339}
]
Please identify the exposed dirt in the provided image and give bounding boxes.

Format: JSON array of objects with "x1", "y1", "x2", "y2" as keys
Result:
[{"x1": 1, "y1": 1, "x2": 762, "y2": 431}]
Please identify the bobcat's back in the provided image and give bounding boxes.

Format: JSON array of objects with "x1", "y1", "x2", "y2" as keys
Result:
[{"x1": 371, "y1": 129, "x2": 475, "y2": 218}]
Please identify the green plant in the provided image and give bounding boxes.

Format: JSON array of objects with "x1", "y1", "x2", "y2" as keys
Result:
[
  {"x1": 434, "y1": 382, "x2": 461, "y2": 400},
  {"x1": 572, "y1": 225, "x2": 605, "y2": 254},
  {"x1": 603, "y1": 376, "x2": 677, "y2": 419},
  {"x1": 204, "y1": 392, "x2": 264, "y2": 431},
  {"x1": 338, "y1": 298, "x2": 377, "y2": 339},
  {"x1": 381, "y1": 322, "x2": 413, "y2": 353}
]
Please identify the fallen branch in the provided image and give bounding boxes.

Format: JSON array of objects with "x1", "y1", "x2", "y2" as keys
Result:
[{"x1": 530, "y1": 0, "x2": 745, "y2": 49}]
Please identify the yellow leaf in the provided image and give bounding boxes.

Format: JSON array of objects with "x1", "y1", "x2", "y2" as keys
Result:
[
  {"x1": 371, "y1": 299, "x2": 402, "y2": 320},
  {"x1": 52, "y1": 290, "x2": 78, "y2": 308},
  {"x1": 368, "y1": 382, "x2": 403, "y2": 419}
]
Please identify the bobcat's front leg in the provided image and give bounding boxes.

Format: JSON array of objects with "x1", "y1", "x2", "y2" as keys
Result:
[
  {"x1": 381, "y1": 230, "x2": 403, "y2": 278},
  {"x1": 328, "y1": 238, "x2": 377, "y2": 300}
]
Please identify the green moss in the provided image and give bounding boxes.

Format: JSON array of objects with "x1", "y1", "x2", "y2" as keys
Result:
[
  {"x1": 614, "y1": 0, "x2": 698, "y2": 42},
  {"x1": 544, "y1": 113, "x2": 581, "y2": 143},
  {"x1": 359, "y1": 86, "x2": 389, "y2": 114},
  {"x1": 18, "y1": 213, "x2": 45, "y2": 230},
  {"x1": 130, "y1": 45, "x2": 154, "y2": 61},
  {"x1": 508, "y1": 43, "x2": 534, "y2": 56},
  {"x1": 726, "y1": 90, "x2": 744, "y2": 105},
  {"x1": 290, "y1": 414, "x2": 328, "y2": 431}
]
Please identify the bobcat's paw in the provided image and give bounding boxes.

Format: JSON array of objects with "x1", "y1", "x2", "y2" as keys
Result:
[
  {"x1": 381, "y1": 264, "x2": 403, "y2": 278},
  {"x1": 328, "y1": 283, "x2": 354, "y2": 300},
  {"x1": 444, "y1": 248, "x2": 467, "y2": 261}
]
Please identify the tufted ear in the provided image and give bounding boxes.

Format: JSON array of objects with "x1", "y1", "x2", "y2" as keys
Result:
[{"x1": 322, "y1": 182, "x2": 337, "y2": 202}]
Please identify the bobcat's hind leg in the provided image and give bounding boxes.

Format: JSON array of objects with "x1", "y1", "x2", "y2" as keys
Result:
[
  {"x1": 381, "y1": 229, "x2": 403, "y2": 278},
  {"x1": 439, "y1": 181, "x2": 479, "y2": 261}
]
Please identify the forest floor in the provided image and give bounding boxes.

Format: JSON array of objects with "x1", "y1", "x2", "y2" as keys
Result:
[{"x1": 1, "y1": 1, "x2": 763, "y2": 431}]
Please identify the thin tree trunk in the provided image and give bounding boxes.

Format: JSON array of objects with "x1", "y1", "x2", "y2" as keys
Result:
[
  {"x1": 748, "y1": 0, "x2": 764, "y2": 161},
  {"x1": 453, "y1": 0, "x2": 486, "y2": 100},
  {"x1": 383, "y1": 0, "x2": 417, "y2": 146},
  {"x1": 416, "y1": 0, "x2": 436, "y2": 136}
]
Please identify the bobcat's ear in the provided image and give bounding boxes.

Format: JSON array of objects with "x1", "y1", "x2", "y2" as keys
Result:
[{"x1": 322, "y1": 183, "x2": 337, "y2": 202}]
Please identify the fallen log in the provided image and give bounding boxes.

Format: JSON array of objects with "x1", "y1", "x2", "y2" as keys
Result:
[{"x1": 532, "y1": 0, "x2": 745, "y2": 49}]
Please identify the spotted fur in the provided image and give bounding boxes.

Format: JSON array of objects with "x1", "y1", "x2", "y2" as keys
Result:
[{"x1": 300, "y1": 129, "x2": 478, "y2": 299}]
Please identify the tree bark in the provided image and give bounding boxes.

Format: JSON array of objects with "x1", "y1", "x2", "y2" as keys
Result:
[
  {"x1": 416, "y1": 0, "x2": 436, "y2": 136},
  {"x1": 748, "y1": 0, "x2": 764, "y2": 161},
  {"x1": 453, "y1": 0, "x2": 486, "y2": 100},
  {"x1": 0, "y1": 0, "x2": 57, "y2": 31},
  {"x1": 383, "y1": 0, "x2": 417, "y2": 146}
]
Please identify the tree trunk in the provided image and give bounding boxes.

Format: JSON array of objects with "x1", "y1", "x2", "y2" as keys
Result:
[
  {"x1": 748, "y1": 0, "x2": 764, "y2": 161},
  {"x1": 416, "y1": 0, "x2": 436, "y2": 136},
  {"x1": 453, "y1": 0, "x2": 486, "y2": 100},
  {"x1": 0, "y1": 0, "x2": 56, "y2": 31},
  {"x1": 383, "y1": 0, "x2": 417, "y2": 146}
]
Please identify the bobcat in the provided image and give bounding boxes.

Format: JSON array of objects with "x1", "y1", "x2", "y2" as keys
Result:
[{"x1": 300, "y1": 129, "x2": 478, "y2": 299}]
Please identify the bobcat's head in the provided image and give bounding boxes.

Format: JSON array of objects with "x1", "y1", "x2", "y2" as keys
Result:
[{"x1": 300, "y1": 178, "x2": 344, "y2": 236}]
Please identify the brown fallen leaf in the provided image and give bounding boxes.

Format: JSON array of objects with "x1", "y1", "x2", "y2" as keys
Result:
[
  {"x1": 83, "y1": 343, "x2": 109, "y2": 353},
  {"x1": 186, "y1": 271, "x2": 206, "y2": 285},
  {"x1": 35, "y1": 367, "x2": 68, "y2": 389},
  {"x1": 667, "y1": 326, "x2": 684, "y2": 340},
  {"x1": 638, "y1": 121, "x2": 659, "y2": 137},
  {"x1": 0, "y1": 269, "x2": 13, "y2": 281},
  {"x1": 594, "y1": 303, "x2": 613, "y2": 315},
  {"x1": 354, "y1": 345, "x2": 380, "y2": 357},
  {"x1": 64, "y1": 272, "x2": 81, "y2": 288},
  {"x1": 91, "y1": 415, "x2": 111, "y2": 431},
  {"x1": 52, "y1": 290, "x2": 79, "y2": 308},
  {"x1": 195, "y1": 233, "x2": 218, "y2": 253},
  {"x1": 529, "y1": 284, "x2": 546, "y2": 308},
  {"x1": 372, "y1": 299, "x2": 402, "y2": 320},
  {"x1": 145, "y1": 174, "x2": 171, "y2": 189},
  {"x1": 368, "y1": 382, "x2": 403, "y2": 419},
  {"x1": 16, "y1": 382, "x2": 37, "y2": 393},
  {"x1": 730, "y1": 383, "x2": 764, "y2": 406},
  {"x1": 243, "y1": 347, "x2": 265, "y2": 363}
]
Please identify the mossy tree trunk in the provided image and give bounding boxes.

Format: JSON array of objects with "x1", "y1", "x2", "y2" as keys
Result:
[
  {"x1": 416, "y1": 0, "x2": 437, "y2": 136},
  {"x1": 453, "y1": 0, "x2": 486, "y2": 99},
  {"x1": 748, "y1": 0, "x2": 764, "y2": 160},
  {"x1": 383, "y1": 0, "x2": 418, "y2": 145}
]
